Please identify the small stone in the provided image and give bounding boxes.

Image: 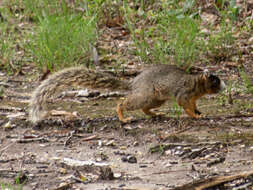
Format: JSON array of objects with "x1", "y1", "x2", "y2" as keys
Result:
[
  {"x1": 98, "y1": 140, "x2": 102, "y2": 147},
  {"x1": 3, "y1": 121, "x2": 12, "y2": 129},
  {"x1": 127, "y1": 155, "x2": 137, "y2": 163},
  {"x1": 58, "y1": 168, "x2": 67, "y2": 174},
  {"x1": 120, "y1": 146, "x2": 127, "y2": 150},
  {"x1": 165, "y1": 163, "x2": 172, "y2": 167},
  {"x1": 114, "y1": 173, "x2": 122, "y2": 178},
  {"x1": 96, "y1": 157, "x2": 102, "y2": 162},
  {"x1": 133, "y1": 141, "x2": 139, "y2": 146},
  {"x1": 165, "y1": 150, "x2": 172, "y2": 155},
  {"x1": 121, "y1": 155, "x2": 137, "y2": 163},
  {"x1": 121, "y1": 156, "x2": 128, "y2": 162},
  {"x1": 76, "y1": 89, "x2": 89, "y2": 97},
  {"x1": 119, "y1": 183, "x2": 126, "y2": 187},
  {"x1": 169, "y1": 161, "x2": 178, "y2": 164},
  {"x1": 105, "y1": 140, "x2": 115, "y2": 146}
]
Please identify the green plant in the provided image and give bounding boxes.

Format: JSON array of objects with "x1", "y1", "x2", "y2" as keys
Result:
[
  {"x1": 169, "y1": 16, "x2": 200, "y2": 68},
  {"x1": 0, "y1": 21, "x2": 24, "y2": 74},
  {"x1": 239, "y1": 68, "x2": 253, "y2": 94},
  {"x1": 171, "y1": 99, "x2": 183, "y2": 119},
  {"x1": 152, "y1": 6, "x2": 202, "y2": 68},
  {"x1": 0, "y1": 182, "x2": 23, "y2": 190},
  {"x1": 206, "y1": 16, "x2": 235, "y2": 62},
  {"x1": 26, "y1": 0, "x2": 97, "y2": 71},
  {"x1": 205, "y1": 0, "x2": 240, "y2": 62},
  {"x1": 0, "y1": 86, "x2": 4, "y2": 98},
  {"x1": 0, "y1": 1, "x2": 33, "y2": 74},
  {"x1": 228, "y1": 0, "x2": 240, "y2": 21},
  {"x1": 0, "y1": 24, "x2": 13, "y2": 71},
  {"x1": 123, "y1": 0, "x2": 202, "y2": 68},
  {"x1": 123, "y1": 1, "x2": 151, "y2": 63}
]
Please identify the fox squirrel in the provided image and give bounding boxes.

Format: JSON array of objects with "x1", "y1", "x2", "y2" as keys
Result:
[{"x1": 29, "y1": 65, "x2": 226, "y2": 123}]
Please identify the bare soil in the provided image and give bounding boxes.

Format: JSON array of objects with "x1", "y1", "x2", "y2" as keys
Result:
[{"x1": 0, "y1": 71, "x2": 253, "y2": 190}]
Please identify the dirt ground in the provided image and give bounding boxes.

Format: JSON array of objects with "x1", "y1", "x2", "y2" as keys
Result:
[{"x1": 0, "y1": 68, "x2": 253, "y2": 190}]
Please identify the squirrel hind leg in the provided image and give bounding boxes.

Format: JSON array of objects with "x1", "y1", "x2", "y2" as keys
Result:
[
  {"x1": 142, "y1": 100, "x2": 166, "y2": 117},
  {"x1": 116, "y1": 93, "x2": 144, "y2": 123},
  {"x1": 142, "y1": 108, "x2": 157, "y2": 116}
]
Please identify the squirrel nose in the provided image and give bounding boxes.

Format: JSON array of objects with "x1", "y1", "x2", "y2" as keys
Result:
[{"x1": 220, "y1": 80, "x2": 226, "y2": 92}]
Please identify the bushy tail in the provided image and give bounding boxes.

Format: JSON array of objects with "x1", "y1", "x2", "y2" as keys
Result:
[{"x1": 29, "y1": 66, "x2": 129, "y2": 123}]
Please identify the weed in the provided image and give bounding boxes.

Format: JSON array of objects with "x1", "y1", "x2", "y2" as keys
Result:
[
  {"x1": 239, "y1": 68, "x2": 253, "y2": 94},
  {"x1": 123, "y1": 1, "x2": 151, "y2": 64},
  {"x1": 0, "y1": 182, "x2": 23, "y2": 190},
  {"x1": 225, "y1": 79, "x2": 234, "y2": 104},
  {"x1": 171, "y1": 99, "x2": 183, "y2": 119},
  {"x1": 149, "y1": 144, "x2": 166, "y2": 154},
  {"x1": 25, "y1": 0, "x2": 97, "y2": 71},
  {"x1": 0, "y1": 86, "x2": 4, "y2": 99},
  {"x1": 205, "y1": 1, "x2": 239, "y2": 62},
  {"x1": 0, "y1": 20, "x2": 17, "y2": 74},
  {"x1": 218, "y1": 131, "x2": 253, "y2": 146},
  {"x1": 207, "y1": 20, "x2": 235, "y2": 62},
  {"x1": 123, "y1": 0, "x2": 203, "y2": 68},
  {"x1": 166, "y1": 16, "x2": 200, "y2": 68}
]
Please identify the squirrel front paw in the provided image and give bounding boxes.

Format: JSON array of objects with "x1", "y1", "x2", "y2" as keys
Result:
[{"x1": 194, "y1": 109, "x2": 202, "y2": 115}]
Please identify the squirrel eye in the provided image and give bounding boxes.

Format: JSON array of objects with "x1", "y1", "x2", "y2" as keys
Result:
[
  {"x1": 212, "y1": 77, "x2": 219, "y2": 85},
  {"x1": 209, "y1": 75, "x2": 220, "y2": 86}
]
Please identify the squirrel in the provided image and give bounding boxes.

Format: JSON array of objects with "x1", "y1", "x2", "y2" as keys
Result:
[{"x1": 29, "y1": 64, "x2": 226, "y2": 123}]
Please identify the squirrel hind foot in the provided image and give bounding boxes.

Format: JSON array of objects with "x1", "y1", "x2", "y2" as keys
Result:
[
  {"x1": 120, "y1": 117, "x2": 134, "y2": 123},
  {"x1": 142, "y1": 108, "x2": 157, "y2": 116},
  {"x1": 142, "y1": 108, "x2": 165, "y2": 118}
]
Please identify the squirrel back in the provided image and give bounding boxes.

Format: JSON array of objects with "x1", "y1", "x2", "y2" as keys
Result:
[{"x1": 29, "y1": 66, "x2": 129, "y2": 123}]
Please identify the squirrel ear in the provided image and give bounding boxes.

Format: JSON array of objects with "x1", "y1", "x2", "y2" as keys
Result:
[
  {"x1": 201, "y1": 69, "x2": 209, "y2": 80},
  {"x1": 203, "y1": 69, "x2": 208, "y2": 74}
]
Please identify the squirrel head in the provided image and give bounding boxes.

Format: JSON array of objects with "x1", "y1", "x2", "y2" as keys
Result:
[{"x1": 201, "y1": 71, "x2": 226, "y2": 94}]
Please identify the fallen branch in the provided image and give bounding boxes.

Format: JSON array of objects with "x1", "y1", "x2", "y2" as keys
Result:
[
  {"x1": 204, "y1": 114, "x2": 253, "y2": 120},
  {"x1": 16, "y1": 137, "x2": 49, "y2": 143},
  {"x1": 172, "y1": 170, "x2": 253, "y2": 190},
  {"x1": 149, "y1": 141, "x2": 221, "y2": 153},
  {"x1": 82, "y1": 134, "x2": 100, "y2": 141}
]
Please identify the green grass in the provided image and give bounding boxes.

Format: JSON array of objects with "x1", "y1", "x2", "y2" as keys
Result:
[
  {"x1": 0, "y1": 182, "x2": 23, "y2": 190},
  {"x1": 239, "y1": 68, "x2": 253, "y2": 94},
  {"x1": 121, "y1": 0, "x2": 240, "y2": 69},
  {"x1": 0, "y1": 0, "x2": 98, "y2": 73},
  {"x1": 0, "y1": 0, "x2": 245, "y2": 70},
  {"x1": 122, "y1": 0, "x2": 202, "y2": 69},
  {"x1": 24, "y1": 0, "x2": 97, "y2": 71},
  {"x1": 0, "y1": 22, "x2": 15, "y2": 73},
  {"x1": 217, "y1": 131, "x2": 253, "y2": 146}
]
